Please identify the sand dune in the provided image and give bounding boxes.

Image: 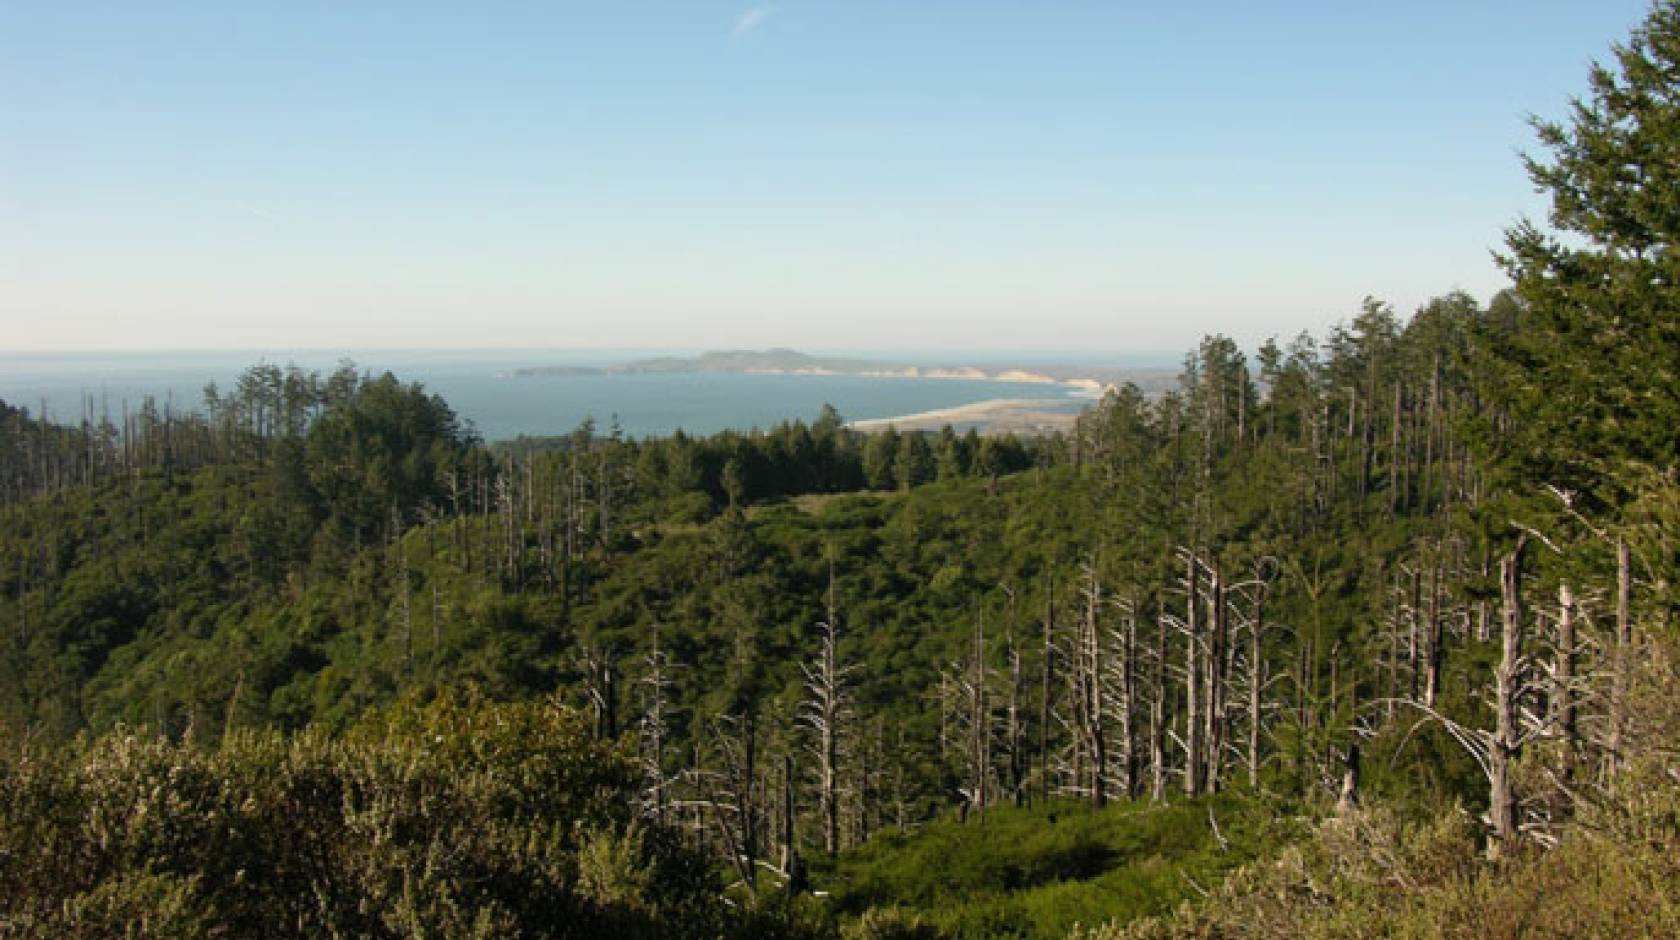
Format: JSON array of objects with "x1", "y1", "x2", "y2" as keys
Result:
[{"x1": 848, "y1": 398, "x2": 1080, "y2": 435}]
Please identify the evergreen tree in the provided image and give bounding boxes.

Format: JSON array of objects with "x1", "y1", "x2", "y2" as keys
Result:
[
  {"x1": 863, "y1": 427, "x2": 900, "y2": 490},
  {"x1": 896, "y1": 432, "x2": 934, "y2": 491},
  {"x1": 1493, "y1": 0, "x2": 1680, "y2": 507}
]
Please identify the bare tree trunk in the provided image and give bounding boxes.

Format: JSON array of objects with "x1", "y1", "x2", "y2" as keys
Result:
[
  {"x1": 702, "y1": 715, "x2": 762, "y2": 893},
  {"x1": 1424, "y1": 545, "x2": 1444, "y2": 709},
  {"x1": 1203, "y1": 560, "x2": 1227, "y2": 794},
  {"x1": 1336, "y1": 743, "x2": 1360, "y2": 815},
  {"x1": 825, "y1": 576, "x2": 842, "y2": 854},
  {"x1": 1248, "y1": 581, "x2": 1266, "y2": 789},
  {"x1": 1184, "y1": 552, "x2": 1203, "y2": 796},
  {"x1": 640, "y1": 624, "x2": 671, "y2": 822},
  {"x1": 733, "y1": 713, "x2": 761, "y2": 894},
  {"x1": 803, "y1": 562, "x2": 848, "y2": 857},
  {"x1": 1084, "y1": 567, "x2": 1106, "y2": 808},
  {"x1": 1008, "y1": 626, "x2": 1025, "y2": 806},
  {"x1": 972, "y1": 605, "x2": 990, "y2": 815},
  {"x1": 1555, "y1": 582, "x2": 1578, "y2": 794},
  {"x1": 1118, "y1": 604, "x2": 1138, "y2": 799},
  {"x1": 781, "y1": 753, "x2": 797, "y2": 871},
  {"x1": 1609, "y1": 538, "x2": 1632, "y2": 777},
  {"x1": 1040, "y1": 571, "x2": 1055, "y2": 806},
  {"x1": 1407, "y1": 565, "x2": 1421, "y2": 701},
  {"x1": 1490, "y1": 541, "x2": 1525, "y2": 854},
  {"x1": 1151, "y1": 611, "x2": 1168, "y2": 802},
  {"x1": 582, "y1": 646, "x2": 618, "y2": 740},
  {"x1": 1386, "y1": 588, "x2": 1401, "y2": 722}
]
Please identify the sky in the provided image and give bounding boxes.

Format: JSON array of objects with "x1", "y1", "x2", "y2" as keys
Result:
[{"x1": 0, "y1": 1, "x2": 1655, "y2": 355}]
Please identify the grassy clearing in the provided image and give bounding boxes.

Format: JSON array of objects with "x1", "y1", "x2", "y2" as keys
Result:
[{"x1": 813, "y1": 794, "x2": 1300, "y2": 940}]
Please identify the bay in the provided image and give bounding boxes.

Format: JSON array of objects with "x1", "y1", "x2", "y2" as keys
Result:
[{"x1": 0, "y1": 350, "x2": 1089, "y2": 442}]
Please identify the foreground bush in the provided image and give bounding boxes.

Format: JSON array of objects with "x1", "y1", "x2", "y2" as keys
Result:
[{"x1": 0, "y1": 689, "x2": 804, "y2": 939}]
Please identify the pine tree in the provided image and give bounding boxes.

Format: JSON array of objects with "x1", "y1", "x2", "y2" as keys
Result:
[{"x1": 1493, "y1": 0, "x2": 1680, "y2": 508}]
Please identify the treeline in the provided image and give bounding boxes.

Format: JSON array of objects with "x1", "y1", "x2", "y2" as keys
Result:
[
  {"x1": 0, "y1": 363, "x2": 1044, "y2": 559},
  {"x1": 498, "y1": 407, "x2": 1043, "y2": 510},
  {"x1": 0, "y1": 362, "x2": 467, "y2": 505}
]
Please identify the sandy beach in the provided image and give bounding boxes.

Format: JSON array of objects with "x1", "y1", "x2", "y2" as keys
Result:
[{"x1": 848, "y1": 398, "x2": 1082, "y2": 435}]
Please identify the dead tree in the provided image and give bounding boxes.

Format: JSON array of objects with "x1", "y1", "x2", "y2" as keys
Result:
[
  {"x1": 692, "y1": 713, "x2": 764, "y2": 896},
  {"x1": 943, "y1": 599, "x2": 997, "y2": 818},
  {"x1": 637, "y1": 623, "x2": 675, "y2": 822},
  {"x1": 1242, "y1": 559, "x2": 1277, "y2": 790},
  {"x1": 1552, "y1": 582, "x2": 1579, "y2": 790},
  {"x1": 1404, "y1": 531, "x2": 1586, "y2": 852},
  {"x1": 1039, "y1": 570, "x2": 1056, "y2": 805},
  {"x1": 1182, "y1": 550, "x2": 1203, "y2": 795},
  {"x1": 1407, "y1": 562, "x2": 1423, "y2": 700},
  {"x1": 780, "y1": 753, "x2": 806, "y2": 895},
  {"x1": 1609, "y1": 537, "x2": 1632, "y2": 776},
  {"x1": 579, "y1": 644, "x2": 618, "y2": 740},
  {"x1": 1103, "y1": 595, "x2": 1140, "y2": 800},
  {"x1": 495, "y1": 469, "x2": 517, "y2": 585},
  {"x1": 1489, "y1": 538, "x2": 1526, "y2": 853},
  {"x1": 1423, "y1": 541, "x2": 1446, "y2": 709},
  {"x1": 801, "y1": 562, "x2": 854, "y2": 856},
  {"x1": 1150, "y1": 608, "x2": 1169, "y2": 802},
  {"x1": 1336, "y1": 743, "x2": 1361, "y2": 815},
  {"x1": 969, "y1": 603, "x2": 993, "y2": 813},
  {"x1": 1074, "y1": 563, "x2": 1107, "y2": 807},
  {"x1": 1001, "y1": 584, "x2": 1027, "y2": 806},
  {"x1": 1384, "y1": 573, "x2": 1406, "y2": 721},
  {"x1": 1202, "y1": 558, "x2": 1228, "y2": 793}
]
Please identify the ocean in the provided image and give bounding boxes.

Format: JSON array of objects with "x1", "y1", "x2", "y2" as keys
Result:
[{"x1": 0, "y1": 350, "x2": 1093, "y2": 441}]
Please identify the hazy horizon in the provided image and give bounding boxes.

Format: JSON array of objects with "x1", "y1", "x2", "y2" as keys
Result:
[
  {"x1": 3, "y1": 2, "x2": 1651, "y2": 352},
  {"x1": 0, "y1": 347, "x2": 1149, "y2": 440},
  {"x1": 0, "y1": 345, "x2": 1186, "y2": 365}
]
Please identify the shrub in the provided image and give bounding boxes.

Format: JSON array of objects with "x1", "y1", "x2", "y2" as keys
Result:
[{"x1": 0, "y1": 689, "x2": 796, "y2": 939}]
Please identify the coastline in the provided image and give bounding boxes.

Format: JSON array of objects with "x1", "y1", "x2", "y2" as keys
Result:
[
  {"x1": 848, "y1": 397, "x2": 1083, "y2": 435},
  {"x1": 738, "y1": 365, "x2": 1107, "y2": 394}
]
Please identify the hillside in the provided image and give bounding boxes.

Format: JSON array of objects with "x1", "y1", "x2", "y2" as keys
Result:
[{"x1": 4, "y1": 5, "x2": 1680, "y2": 937}]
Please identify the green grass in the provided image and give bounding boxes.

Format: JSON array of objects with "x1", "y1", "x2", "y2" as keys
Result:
[{"x1": 813, "y1": 794, "x2": 1300, "y2": 940}]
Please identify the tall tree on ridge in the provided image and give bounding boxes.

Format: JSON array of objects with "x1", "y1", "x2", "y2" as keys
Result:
[{"x1": 1492, "y1": 0, "x2": 1680, "y2": 513}]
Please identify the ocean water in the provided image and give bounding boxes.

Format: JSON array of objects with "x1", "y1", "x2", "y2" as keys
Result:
[{"x1": 0, "y1": 351, "x2": 1090, "y2": 441}]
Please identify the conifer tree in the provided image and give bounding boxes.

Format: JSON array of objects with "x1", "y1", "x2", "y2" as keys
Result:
[{"x1": 1494, "y1": 0, "x2": 1680, "y2": 508}]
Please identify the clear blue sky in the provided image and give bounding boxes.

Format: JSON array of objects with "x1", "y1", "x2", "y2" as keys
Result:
[{"x1": 0, "y1": 1, "x2": 1653, "y2": 354}]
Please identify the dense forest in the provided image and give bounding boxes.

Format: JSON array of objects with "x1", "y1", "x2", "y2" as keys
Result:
[{"x1": 4, "y1": 4, "x2": 1680, "y2": 938}]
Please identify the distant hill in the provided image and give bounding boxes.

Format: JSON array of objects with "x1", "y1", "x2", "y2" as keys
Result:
[
  {"x1": 622, "y1": 348, "x2": 900, "y2": 375},
  {"x1": 513, "y1": 348, "x2": 906, "y2": 378},
  {"x1": 510, "y1": 348, "x2": 1178, "y2": 394}
]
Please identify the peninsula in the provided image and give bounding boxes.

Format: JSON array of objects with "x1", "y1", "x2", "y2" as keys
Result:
[
  {"x1": 512, "y1": 348, "x2": 1174, "y2": 395},
  {"x1": 511, "y1": 348, "x2": 1179, "y2": 434}
]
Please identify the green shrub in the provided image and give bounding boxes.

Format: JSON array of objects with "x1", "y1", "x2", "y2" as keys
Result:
[
  {"x1": 817, "y1": 796, "x2": 1294, "y2": 940},
  {"x1": 0, "y1": 689, "x2": 809, "y2": 939}
]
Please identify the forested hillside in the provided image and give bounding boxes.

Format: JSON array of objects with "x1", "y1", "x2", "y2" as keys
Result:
[{"x1": 4, "y1": 4, "x2": 1680, "y2": 938}]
